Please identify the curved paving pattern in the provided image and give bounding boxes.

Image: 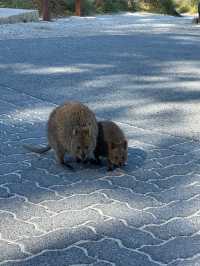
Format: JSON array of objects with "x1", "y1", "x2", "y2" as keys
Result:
[
  {"x1": 0, "y1": 13, "x2": 200, "y2": 266},
  {"x1": 1, "y1": 86, "x2": 200, "y2": 266}
]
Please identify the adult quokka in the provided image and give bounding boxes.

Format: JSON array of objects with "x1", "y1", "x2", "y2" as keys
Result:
[{"x1": 24, "y1": 102, "x2": 98, "y2": 169}]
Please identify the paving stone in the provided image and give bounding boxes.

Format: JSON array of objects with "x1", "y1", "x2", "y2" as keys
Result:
[
  {"x1": 41, "y1": 192, "x2": 112, "y2": 212},
  {"x1": 0, "y1": 240, "x2": 28, "y2": 263},
  {"x1": 0, "y1": 162, "x2": 29, "y2": 175},
  {"x1": 17, "y1": 226, "x2": 100, "y2": 254},
  {"x1": 20, "y1": 167, "x2": 70, "y2": 188},
  {"x1": 156, "y1": 162, "x2": 199, "y2": 178},
  {"x1": 0, "y1": 196, "x2": 51, "y2": 220},
  {"x1": 31, "y1": 208, "x2": 104, "y2": 232},
  {"x1": 146, "y1": 195, "x2": 200, "y2": 221},
  {"x1": 107, "y1": 174, "x2": 159, "y2": 194},
  {"x1": 3, "y1": 246, "x2": 95, "y2": 266},
  {"x1": 142, "y1": 159, "x2": 162, "y2": 170},
  {"x1": 29, "y1": 157, "x2": 68, "y2": 176},
  {"x1": 169, "y1": 141, "x2": 199, "y2": 153},
  {"x1": 100, "y1": 187, "x2": 161, "y2": 210},
  {"x1": 50, "y1": 180, "x2": 114, "y2": 197},
  {"x1": 0, "y1": 173, "x2": 21, "y2": 185},
  {"x1": 169, "y1": 255, "x2": 200, "y2": 266},
  {"x1": 6, "y1": 181, "x2": 61, "y2": 203},
  {"x1": 0, "y1": 141, "x2": 31, "y2": 156},
  {"x1": 93, "y1": 202, "x2": 159, "y2": 227},
  {"x1": 89, "y1": 219, "x2": 162, "y2": 248},
  {"x1": 147, "y1": 183, "x2": 200, "y2": 203},
  {"x1": 0, "y1": 186, "x2": 12, "y2": 198},
  {"x1": 149, "y1": 148, "x2": 185, "y2": 159},
  {"x1": 140, "y1": 235, "x2": 200, "y2": 264},
  {"x1": 157, "y1": 154, "x2": 195, "y2": 167},
  {"x1": 92, "y1": 262, "x2": 113, "y2": 266},
  {"x1": 145, "y1": 215, "x2": 200, "y2": 240},
  {"x1": 0, "y1": 212, "x2": 42, "y2": 241},
  {"x1": 131, "y1": 169, "x2": 160, "y2": 182},
  {"x1": 0, "y1": 153, "x2": 35, "y2": 164},
  {"x1": 79, "y1": 238, "x2": 159, "y2": 266},
  {"x1": 152, "y1": 173, "x2": 200, "y2": 190}
]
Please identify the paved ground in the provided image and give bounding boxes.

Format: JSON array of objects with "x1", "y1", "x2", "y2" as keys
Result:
[{"x1": 1, "y1": 13, "x2": 200, "y2": 266}]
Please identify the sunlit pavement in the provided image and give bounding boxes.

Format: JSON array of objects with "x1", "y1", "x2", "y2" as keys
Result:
[{"x1": 0, "y1": 13, "x2": 200, "y2": 265}]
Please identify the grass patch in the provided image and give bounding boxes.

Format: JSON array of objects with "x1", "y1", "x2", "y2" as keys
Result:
[
  {"x1": 0, "y1": 0, "x2": 34, "y2": 9},
  {"x1": 1, "y1": 0, "x2": 198, "y2": 16}
]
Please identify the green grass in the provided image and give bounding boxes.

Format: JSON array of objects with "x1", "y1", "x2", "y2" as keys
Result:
[
  {"x1": 0, "y1": 0, "x2": 198, "y2": 16},
  {"x1": 0, "y1": 0, "x2": 34, "y2": 9}
]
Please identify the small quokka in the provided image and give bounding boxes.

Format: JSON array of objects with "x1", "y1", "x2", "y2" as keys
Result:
[
  {"x1": 93, "y1": 120, "x2": 128, "y2": 171},
  {"x1": 24, "y1": 102, "x2": 98, "y2": 168}
]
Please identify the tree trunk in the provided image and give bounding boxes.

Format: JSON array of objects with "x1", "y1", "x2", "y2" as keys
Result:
[
  {"x1": 75, "y1": 0, "x2": 81, "y2": 16},
  {"x1": 43, "y1": 0, "x2": 50, "y2": 21}
]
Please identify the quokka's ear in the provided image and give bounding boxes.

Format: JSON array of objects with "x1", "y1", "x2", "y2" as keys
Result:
[
  {"x1": 72, "y1": 128, "x2": 78, "y2": 136},
  {"x1": 124, "y1": 140, "x2": 128, "y2": 149}
]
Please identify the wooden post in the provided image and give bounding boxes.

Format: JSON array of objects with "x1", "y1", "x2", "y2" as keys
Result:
[
  {"x1": 75, "y1": 0, "x2": 81, "y2": 16},
  {"x1": 43, "y1": 0, "x2": 50, "y2": 21}
]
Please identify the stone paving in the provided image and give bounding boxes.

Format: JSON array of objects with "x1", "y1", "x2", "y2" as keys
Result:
[
  {"x1": 1, "y1": 84, "x2": 200, "y2": 266},
  {"x1": 0, "y1": 12, "x2": 200, "y2": 266}
]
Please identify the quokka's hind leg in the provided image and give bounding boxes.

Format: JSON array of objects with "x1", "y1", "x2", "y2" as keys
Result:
[
  {"x1": 107, "y1": 160, "x2": 114, "y2": 171},
  {"x1": 54, "y1": 145, "x2": 65, "y2": 164},
  {"x1": 54, "y1": 144, "x2": 74, "y2": 171}
]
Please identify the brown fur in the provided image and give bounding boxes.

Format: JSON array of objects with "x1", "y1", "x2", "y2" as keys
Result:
[
  {"x1": 24, "y1": 102, "x2": 98, "y2": 166},
  {"x1": 94, "y1": 121, "x2": 128, "y2": 171}
]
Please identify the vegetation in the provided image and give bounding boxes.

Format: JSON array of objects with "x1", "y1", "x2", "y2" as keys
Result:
[{"x1": 0, "y1": 0, "x2": 199, "y2": 17}]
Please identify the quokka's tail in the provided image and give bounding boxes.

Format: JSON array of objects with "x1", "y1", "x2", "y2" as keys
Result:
[{"x1": 23, "y1": 144, "x2": 51, "y2": 154}]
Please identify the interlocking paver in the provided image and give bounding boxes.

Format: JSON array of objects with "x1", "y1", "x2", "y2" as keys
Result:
[
  {"x1": 79, "y1": 238, "x2": 159, "y2": 266},
  {"x1": 88, "y1": 219, "x2": 162, "y2": 248},
  {"x1": 144, "y1": 215, "x2": 200, "y2": 240},
  {"x1": 92, "y1": 202, "x2": 159, "y2": 227},
  {"x1": 99, "y1": 187, "x2": 161, "y2": 209},
  {"x1": 50, "y1": 179, "x2": 114, "y2": 197},
  {"x1": 152, "y1": 173, "x2": 199, "y2": 190},
  {"x1": 147, "y1": 183, "x2": 200, "y2": 203},
  {"x1": 17, "y1": 227, "x2": 100, "y2": 254},
  {"x1": 0, "y1": 240, "x2": 28, "y2": 262},
  {"x1": 140, "y1": 235, "x2": 200, "y2": 264},
  {"x1": 3, "y1": 247, "x2": 95, "y2": 266},
  {"x1": 40, "y1": 192, "x2": 112, "y2": 212},
  {"x1": 0, "y1": 196, "x2": 52, "y2": 220},
  {"x1": 5, "y1": 181, "x2": 61, "y2": 204},
  {"x1": 106, "y1": 174, "x2": 159, "y2": 194},
  {"x1": 0, "y1": 187, "x2": 12, "y2": 198},
  {"x1": 146, "y1": 195, "x2": 200, "y2": 221},
  {"x1": 31, "y1": 209, "x2": 104, "y2": 232},
  {"x1": 0, "y1": 212, "x2": 42, "y2": 241}
]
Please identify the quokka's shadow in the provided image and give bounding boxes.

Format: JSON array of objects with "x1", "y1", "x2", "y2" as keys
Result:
[
  {"x1": 73, "y1": 147, "x2": 147, "y2": 172},
  {"x1": 26, "y1": 145, "x2": 147, "y2": 173},
  {"x1": 124, "y1": 147, "x2": 147, "y2": 172}
]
